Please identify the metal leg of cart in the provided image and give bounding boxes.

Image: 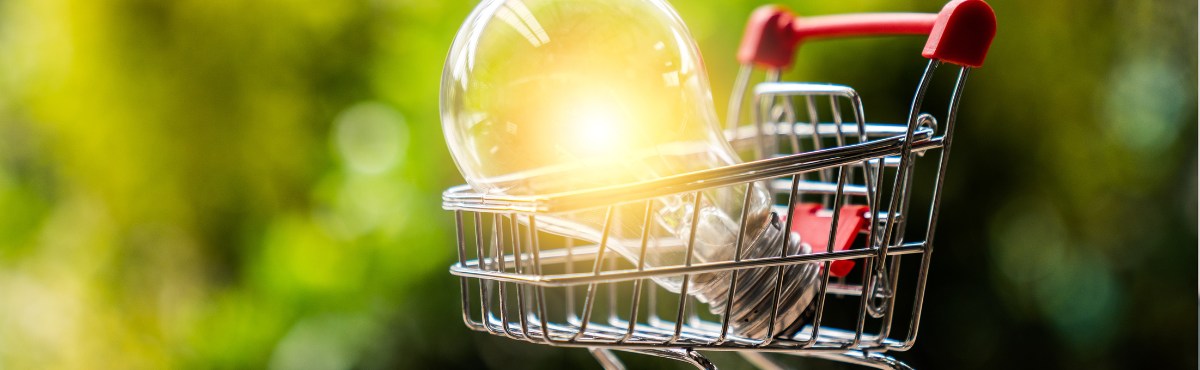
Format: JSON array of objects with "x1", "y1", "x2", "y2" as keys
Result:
[
  {"x1": 740, "y1": 351, "x2": 913, "y2": 370},
  {"x1": 739, "y1": 353, "x2": 787, "y2": 370},
  {"x1": 739, "y1": 352, "x2": 789, "y2": 370},
  {"x1": 589, "y1": 347, "x2": 718, "y2": 370},
  {"x1": 588, "y1": 348, "x2": 626, "y2": 370},
  {"x1": 807, "y1": 351, "x2": 914, "y2": 370}
]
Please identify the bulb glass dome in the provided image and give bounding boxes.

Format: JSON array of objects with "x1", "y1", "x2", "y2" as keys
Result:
[{"x1": 440, "y1": 0, "x2": 819, "y2": 338}]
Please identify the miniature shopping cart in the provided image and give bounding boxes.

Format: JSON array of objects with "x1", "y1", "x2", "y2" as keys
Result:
[{"x1": 442, "y1": 1, "x2": 996, "y2": 369}]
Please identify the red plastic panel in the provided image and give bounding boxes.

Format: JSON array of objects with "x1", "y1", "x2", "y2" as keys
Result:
[{"x1": 787, "y1": 204, "x2": 871, "y2": 278}]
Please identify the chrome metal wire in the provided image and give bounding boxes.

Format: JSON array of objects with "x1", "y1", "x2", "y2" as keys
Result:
[{"x1": 443, "y1": 63, "x2": 975, "y2": 369}]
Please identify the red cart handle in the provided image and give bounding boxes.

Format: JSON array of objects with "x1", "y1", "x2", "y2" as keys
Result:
[{"x1": 737, "y1": 0, "x2": 996, "y2": 69}]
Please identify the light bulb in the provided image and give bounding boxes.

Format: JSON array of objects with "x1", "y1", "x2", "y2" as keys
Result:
[{"x1": 441, "y1": 0, "x2": 820, "y2": 338}]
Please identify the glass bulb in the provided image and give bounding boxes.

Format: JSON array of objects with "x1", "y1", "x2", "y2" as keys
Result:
[{"x1": 441, "y1": 0, "x2": 820, "y2": 338}]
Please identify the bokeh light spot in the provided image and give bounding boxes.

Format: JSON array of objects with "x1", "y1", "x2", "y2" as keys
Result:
[
  {"x1": 990, "y1": 199, "x2": 1067, "y2": 285},
  {"x1": 1034, "y1": 250, "x2": 1122, "y2": 351},
  {"x1": 1104, "y1": 58, "x2": 1188, "y2": 154},
  {"x1": 267, "y1": 313, "x2": 376, "y2": 370},
  {"x1": 990, "y1": 199, "x2": 1124, "y2": 351},
  {"x1": 333, "y1": 102, "x2": 408, "y2": 175}
]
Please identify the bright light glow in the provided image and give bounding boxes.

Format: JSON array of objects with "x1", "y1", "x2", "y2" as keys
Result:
[
  {"x1": 574, "y1": 102, "x2": 621, "y2": 155},
  {"x1": 443, "y1": 0, "x2": 731, "y2": 195}
]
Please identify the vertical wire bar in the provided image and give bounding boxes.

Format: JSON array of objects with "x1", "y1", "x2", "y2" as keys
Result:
[
  {"x1": 511, "y1": 213, "x2": 531, "y2": 340},
  {"x1": 849, "y1": 255, "x2": 875, "y2": 348},
  {"x1": 455, "y1": 211, "x2": 483, "y2": 330},
  {"x1": 830, "y1": 97, "x2": 850, "y2": 189},
  {"x1": 668, "y1": 192, "x2": 705, "y2": 344},
  {"x1": 765, "y1": 69, "x2": 782, "y2": 83},
  {"x1": 779, "y1": 96, "x2": 796, "y2": 156},
  {"x1": 865, "y1": 160, "x2": 892, "y2": 320},
  {"x1": 867, "y1": 158, "x2": 918, "y2": 322},
  {"x1": 528, "y1": 215, "x2": 556, "y2": 343},
  {"x1": 760, "y1": 174, "x2": 803, "y2": 346},
  {"x1": 619, "y1": 201, "x2": 655, "y2": 343},
  {"x1": 848, "y1": 90, "x2": 879, "y2": 216},
  {"x1": 875, "y1": 151, "x2": 920, "y2": 340},
  {"x1": 753, "y1": 92, "x2": 765, "y2": 160},
  {"x1": 726, "y1": 65, "x2": 753, "y2": 134},
  {"x1": 894, "y1": 153, "x2": 920, "y2": 244},
  {"x1": 751, "y1": 75, "x2": 768, "y2": 160},
  {"x1": 572, "y1": 206, "x2": 617, "y2": 341},
  {"x1": 833, "y1": 95, "x2": 864, "y2": 331},
  {"x1": 852, "y1": 151, "x2": 884, "y2": 348},
  {"x1": 648, "y1": 281, "x2": 659, "y2": 327},
  {"x1": 477, "y1": 213, "x2": 500, "y2": 335},
  {"x1": 607, "y1": 254, "x2": 620, "y2": 325},
  {"x1": 808, "y1": 95, "x2": 852, "y2": 348},
  {"x1": 875, "y1": 60, "x2": 940, "y2": 289},
  {"x1": 868, "y1": 159, "x2": 889, "y2": 249},
  {"x1": 874, "y1": 254, "x2": 904, "y2": 344},
  {"x1": 494, "y1": 216, "x2": 515, "y2": 338},
  {"x1": 785, "y1": 95, "x2": 801, "y2": 154},
  {"x1": 518, "y1": 218, "x2": 540, "y2": 341},
  {"x1": 830, "y1": 97, "x2": 847, "y2": 149},
  {"x1": 686, "y1": 294, "x2": 702, "y2": 329},
  {"x1": 899, "y1": 67, "x2": 971, "y2": 351},
  {"x1": 800, "y1": 164, "x2": 850, "y2": 348},
  {"x1": 523, "y1": 216, "x2": 542, "y2": 329},
  {"x1": 862, "y1": 149, "x2": 890, "y2": 323},
  {"x1": 764, "y1": 69, "x2": 783, "y2": 158},
  {"x1": 608, "y1": 208, "x2": 623, "y2": 326},
  {"x1": 717, "y1": 185, "x2": 757, "y2": 343},
  {"x1": 853, "y1": 102, "x2": 890, "y2": 336},
  {"x1": 848, "y1": 90, "x2": 884, "y2": 295},
  {"x1": 803, "y1": 95, "x2": 831, "y2": 207},
  {"x1": 566, "y1": 237, "x2": 577, "y2": 323},
  {"x1": 865, "y1": 60, "x2": 941, "y2": 321},
  {"x1": 623, "y1": 283, "x2": 645, "y2": 342}
]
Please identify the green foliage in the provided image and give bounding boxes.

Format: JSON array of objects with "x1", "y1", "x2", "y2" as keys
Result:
[{"x1": 0, "y1": 0, "x2": 1193, "y2": 369}]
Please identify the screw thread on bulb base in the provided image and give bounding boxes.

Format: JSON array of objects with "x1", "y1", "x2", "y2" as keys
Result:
[{"x1": 689, "y1": 212, "x2": 822, "y2": 339}]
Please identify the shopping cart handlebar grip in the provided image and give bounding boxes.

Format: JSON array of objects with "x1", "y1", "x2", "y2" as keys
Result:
[
  {"x1": 922, "y1": 0, "x2": 996, "y2": 68},
  {"x1": 737, "y1": 0, "x2": 996, "y2": 69}
]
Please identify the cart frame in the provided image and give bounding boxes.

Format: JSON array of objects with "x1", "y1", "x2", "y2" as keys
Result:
[{"x1": 442, "y1": 1, "x2": 996, "y2": 368}]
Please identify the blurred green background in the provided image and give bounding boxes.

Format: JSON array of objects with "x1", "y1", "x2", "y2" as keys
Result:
[{"x1": 0, "y1": 0, "x2": 1194, "y2": 369}]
